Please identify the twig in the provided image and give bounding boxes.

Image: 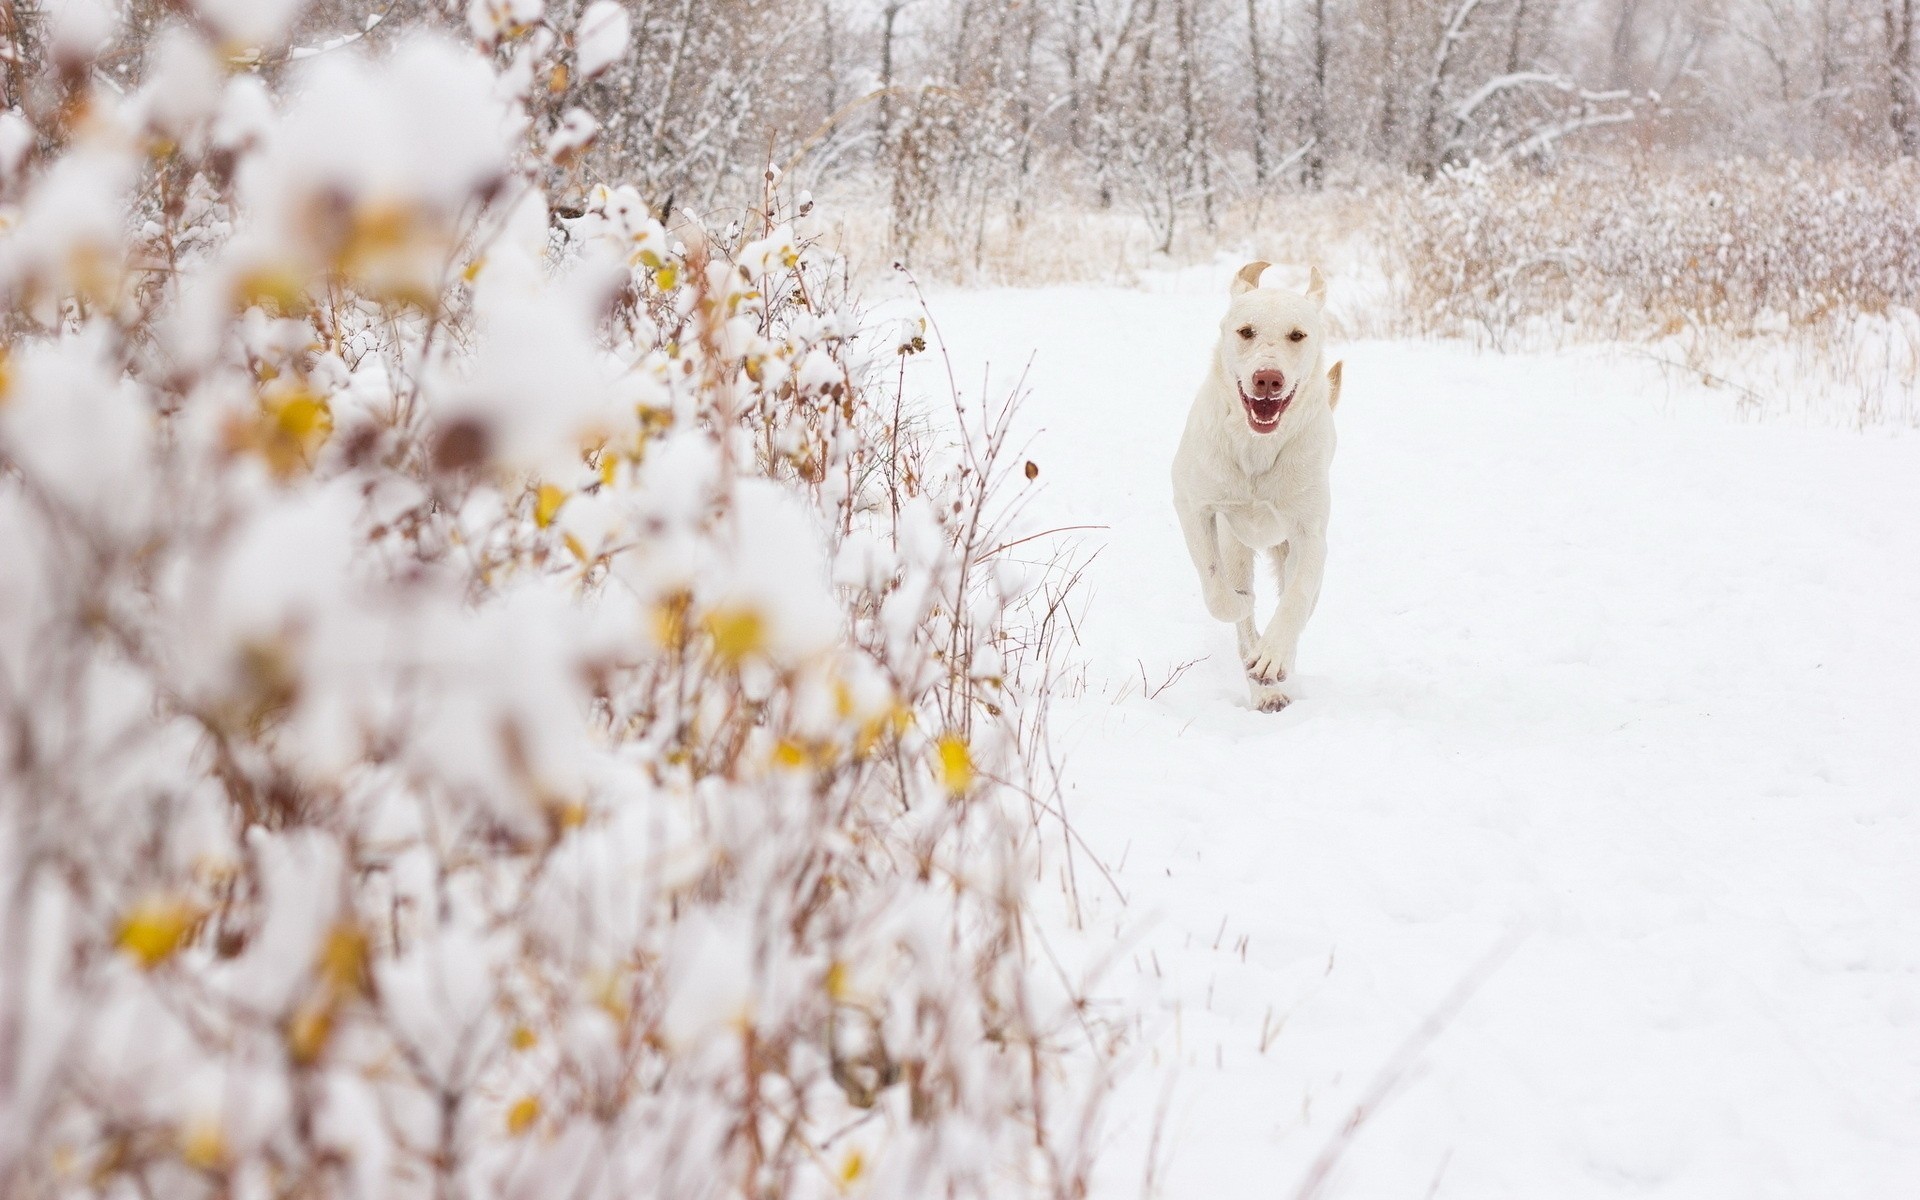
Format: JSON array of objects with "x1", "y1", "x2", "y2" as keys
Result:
[
  {"x1": 1289, "y1": 929, "x2": 1526, "y2": 1200},
  {"x1": 1616, "y1": 346, "x2": 1774, "y2": 411},
  {"x1": 1139, "y1": 655, "x2": 1204, "y2": 700},
  {"x1": 986, "y1": 524, "x2": 1111, "y2": 558}
]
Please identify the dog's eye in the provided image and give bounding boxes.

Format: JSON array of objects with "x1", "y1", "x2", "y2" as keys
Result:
[
  {"x1": 1237, "y1": 325, "x2": 1255, "y2": 340},
  {"x1": 1288, "y1": 329, "x2": 1307, "y2": 343}
]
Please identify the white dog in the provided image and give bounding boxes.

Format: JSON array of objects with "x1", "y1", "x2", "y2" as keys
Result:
[{"x1": 1171, "y1": 261, "x2": 1342, "y2": 712}]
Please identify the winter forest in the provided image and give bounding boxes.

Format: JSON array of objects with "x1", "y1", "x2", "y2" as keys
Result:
[{"x1": 2, "y1": 0, "x2": 1919, "y2": 1198}]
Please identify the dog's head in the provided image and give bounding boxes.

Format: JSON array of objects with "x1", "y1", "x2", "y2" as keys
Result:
[{"x1": 1217, "y1": 261, "x2": 1329, "y2": 435}]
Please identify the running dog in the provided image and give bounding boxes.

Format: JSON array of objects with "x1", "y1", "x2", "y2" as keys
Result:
[{"x1": 1171, "y1": 261, "x2": 1342, "y2": 712}]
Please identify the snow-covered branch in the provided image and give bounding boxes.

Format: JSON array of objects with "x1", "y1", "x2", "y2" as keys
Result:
[
  {"x1": 1497, "y1": 104, "x2": 1642, "y2": 163},
  {"x1": 1453, "y1": 72, "x2": 1632, "y2": 125}
]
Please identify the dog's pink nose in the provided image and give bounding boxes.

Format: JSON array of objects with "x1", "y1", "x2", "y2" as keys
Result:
[{"x1": 1250, "y1": 369, "x2": 1286, "y2": 398}]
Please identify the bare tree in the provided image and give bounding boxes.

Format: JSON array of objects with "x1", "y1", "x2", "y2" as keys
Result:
[
  {"x1": 1306, "y1": 0, "x2": 1331, "y2": 186},
  {"x1": 879, "y1": 0, "x2": 914, "y2": 157},
  {"x1": 1889, "y1": 0, "x2": 1918, "y2": 154},
  {"x1": 1247, "y1": 0, "x2": 1272, "y2": 183}
]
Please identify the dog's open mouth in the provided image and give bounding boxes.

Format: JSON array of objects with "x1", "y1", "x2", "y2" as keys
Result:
[{"x1": 1239, "y1": 383, "x2": 1295, "y2": 433}]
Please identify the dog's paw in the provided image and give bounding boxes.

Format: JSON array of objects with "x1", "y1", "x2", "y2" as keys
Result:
[
  {"x1": 1204, "y1": 585, "x2": 1254, "y2": 624},
  {"x1": 1243, "y1": 643, "x2": 1292, "y2": 686},
  {"x1": 1252, "y1": 688, "x2": 1291, "y2": 713}
]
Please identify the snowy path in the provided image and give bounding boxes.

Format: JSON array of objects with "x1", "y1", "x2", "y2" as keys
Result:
[{"x1": 916, "y1": 279, "x2": 1920, "y2": 1198}]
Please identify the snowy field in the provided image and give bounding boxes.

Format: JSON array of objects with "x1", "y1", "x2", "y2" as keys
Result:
[{"x1": 908, "y1": 276, "x2": 1920, "y2": 1198}]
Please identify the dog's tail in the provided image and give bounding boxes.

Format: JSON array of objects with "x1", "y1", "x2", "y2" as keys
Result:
[{"x1": 1326, "y1": 360, "x2": 1344, "y2": 411}]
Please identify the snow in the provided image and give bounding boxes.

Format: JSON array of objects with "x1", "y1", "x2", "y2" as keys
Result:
[
  {"x1": 264, "y1": 36, "x2": 516, "y2": 219},
  {"x1": 574, "y1": 1, "x2": 631, "y2": 80},
  {"x1": 43, "y1": 0, "x2": 117, "y2": 64},
  {"x1": 909, "y1": 275, "x2": 1920, "y2": 1198},
  {"x1": 193, "y1": 0, "x2": 303, "y2": 47}
]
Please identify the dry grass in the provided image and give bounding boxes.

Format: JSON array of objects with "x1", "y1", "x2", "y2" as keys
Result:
[
  {"x1": 1393, "y1": 156, "x2": 1920, "y2": 343},
  {"x1": 819, "y1": 185, "x2": 1385, "y2": 290}
]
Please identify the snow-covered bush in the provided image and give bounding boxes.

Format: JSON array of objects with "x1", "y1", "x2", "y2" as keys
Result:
[
  {"x1": 0, "y1": 4, "x2": 1104, "y2": 1197},
  {"x1": 1397, "y1": 157, "x2": 1920, "y2": 343}
]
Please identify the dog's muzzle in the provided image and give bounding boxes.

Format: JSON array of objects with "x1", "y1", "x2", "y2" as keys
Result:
[{"x1": 1239, "y1": 369, "x2": 1294, "y2": 434}]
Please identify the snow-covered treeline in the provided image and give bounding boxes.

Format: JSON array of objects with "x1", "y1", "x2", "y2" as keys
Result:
[
  {"x1": 0, "y1": 3, "x2": 1109, "y2": 1197},
  {"x1": 45, "y1": 0, "x2": 1915, "y2": 268}
]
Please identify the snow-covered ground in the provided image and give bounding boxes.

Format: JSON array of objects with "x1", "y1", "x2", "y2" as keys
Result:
[{"x1": 910, "y1": 275, "x2": 1920, "y2": 1198}]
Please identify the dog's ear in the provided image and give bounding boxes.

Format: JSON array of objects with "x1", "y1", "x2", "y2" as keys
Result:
[
  {"x1": 1307, "y1": 266, "x2": 1327, "y2": 306},
  {"x1": 1231, "y1": 260, "x2": 1270, "y2": 296},
  {"x1": 1325, "y1": 360, "x2": 1343, "y2": 410}
]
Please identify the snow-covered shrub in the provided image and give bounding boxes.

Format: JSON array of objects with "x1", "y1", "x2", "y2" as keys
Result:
[
  {"x1": 1397, "y1": 157, "x2": 1920, "y2": 343},
  {"x1": 0, "y1": 5, "x2": 1104, "y2": 1198}
]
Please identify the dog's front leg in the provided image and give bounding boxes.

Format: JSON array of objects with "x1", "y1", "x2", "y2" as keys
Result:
[
  {"x1": 1245, "y1": 531, "x2": 1326, "y2": 701},
  {"x1": 1176, "y1": 500, "x2": 1253, "y2": 624}
]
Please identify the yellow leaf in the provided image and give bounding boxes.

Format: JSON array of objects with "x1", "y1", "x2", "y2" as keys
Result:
[
  {"x1": 117, "y1": 895, "x2": 198, "y2": 969},
  {"x1": 341, "y1": 199, "x2": 415, "y2": 266},
  {"x1": 855, "y1": 704, "x2": 912, "y2": 759},
  {"x1": 317, "y1": 922, "x2": 369, "y2": 998},
  {"x1": 825, "y1": 960, "x2": 848, "y2": 1001},
  {"x1": 254, "y1": 387, "x2": 333, "y2": 478},
  {"x1": 506, "y1": 1095, "x2": 541, "y2": 1136},
  {"x1": 231, "y1": 263, "x2": 311, "y2": 316},
  {"x1": 462, "y1": 257, "x2": 486, "y2": 283},
  {"x1": 547, "y1": 796, "x2": 589, "y2": 830},
  {"x1": 772, "y1": 739, "x2": 810, "y2": 770},
  {"x1": 534, "y1": 483, "x2": 567, "y2": 528},
  {"x1": 637, "y1": 404, "x2": 673, "y2": 436},
  {"x1": 600, "y1": 453, "x2": 619, "y2": 487},
  {"x1": 273, "y1": 393, "x2": 329, "y2": 438},
  {"x1": 654, "y1": 264, "x2": 678, "y2": 291},
  {"x1": 511, "y1": 1025, "x2": 539, "y2": 1052},
  {"x1": 652, "y1": 591, "x2": 692, "y2": 648},
  {"x1": 935, "y1": 735, "x2": 974, "y2": 795},
  {"x1": 701, "y1": 605, "x2": 765, "y2": 665},
  {"x1": 287, "y1": 999, "x2": 332, "y2": 1066},
  {"x1": 179, "y1": 1118, "x2": 225, "y2": 1172},
  {"x1": 839, "y1": 1148, "x2": 865, "y2": 1186},
  {"x1": 563, "y1": 532, "x2": 590, "y2": 563}
]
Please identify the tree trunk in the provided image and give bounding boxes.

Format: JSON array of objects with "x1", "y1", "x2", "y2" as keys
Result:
[
  {"x1": 821, "y1": 0, "x2": 841, "y2": 116},
  {"x1": 1609, "y1": 0, "x2": 1642, "y2": 90},
  {"x1": 1890, "y1": 0, "x2": 1918, "y2": 155},
  {"x1": 1247, "y1": 0, "x2": 1270, "y2": 184},
  {"x1": 1176, "y1": 0, "x2": 1213, "y2": 228},
  {"x1": 1307, "y1": 0, "x2": 1329, "y2": 187},
  {"x1": 1378, "y1": 0, "x2": 1402, "y2": 160},
  {"x1": 1066, "y1": 0, "x2": 1085, "y2": 148},
  {"x1": 879, "y1": 2, "x2": 903, "y2": 159},
  {"x1": 1507, "y1": 0, "x2": 1529, "y2": 75},
  {"x1": 1422, "y1": 0, "x2": 1489, "y2": 177}
]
